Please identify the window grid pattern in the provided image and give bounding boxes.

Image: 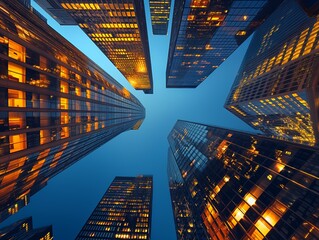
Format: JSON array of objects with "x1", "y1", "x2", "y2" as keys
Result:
[
  {"x1": 0, "y1": 1, "x2": 144, "y2": 223},
  {"x1": 150, "y1": 0, "x2": 171, "y2": 35},
  {"x1": 76, "y1": 176, "x2": 152, "y2": 240},
  {"x1": 168, "y1": 120, "x2": 319, "y2": 240},
  {"x1": 225, "y1": 0, "x2": 319, "y2": 146},
  {"x1": 166, "y1": 0, "x2": 282, "y2": 88},
  {"x1": 36, "y1": 0, "x2": 153, "y2": 93}
]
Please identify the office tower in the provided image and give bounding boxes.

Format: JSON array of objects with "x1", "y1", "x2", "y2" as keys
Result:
[
  {"x1": 225, "y1": 0, "x2": 319, "y2": 146},
  {"x1": 167, "y1": 150, "x2": 200, "y2": 240},
  {"x1": 150, "y1": 0, "x2": 171, "y2": 35},
  {"x1": 76, "y1": 176, "x2": 153, "y2": 240},
  {"x1": 0, "y1": 0, "x2": 145, "y2": 223},
  {"x1": 168, "y1": 120, "x2": 319, "y2": 239},
  {"x1": 0, "y1": 217, "x2": 53, "y2": 240},
  {"x1": 35, "y1": 0, "x2": 153, "y2": 94},
  {"x1": 166, "y1": 0, "x2": 283, "y2": 88}
]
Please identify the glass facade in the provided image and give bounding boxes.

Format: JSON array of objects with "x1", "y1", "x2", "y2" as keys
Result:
[
  {"x1": 0, "y1": 217, "x2": 53, "y2": 240},
  {"x1": 168, "y1": 120, "x2": 319, "y2": 239},
  {"x1": 166, "y1": 0, "x2": 283, "y2": 88},
  {"x1": 0, "y1": 1, "x2": 145, "y2": 223},
  {"x1": 150, "y1": 0, "x2": 171, "y2": 35},
  {"x1": 225, "y1": 0, "x2": 319, "y2": 146},
  {"x1": 35, "y1": 0, "x2": 153, "y2": 94},
  {"x1": 76, "y1": 176, "x2": 153, "y2": 240}
]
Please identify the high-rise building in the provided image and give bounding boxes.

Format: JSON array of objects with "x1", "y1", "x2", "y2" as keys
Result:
[
  {"x1": 225, "y1": 0, "x2": 319, "y2": 146},
  {"x1": 167, "y1": 149, "x2": 201, "y2": 240},
  {"x1": 168, "y1": 120, "x2": 319, "y2": 239},
  {"x1": 0, "y1": 217, "x2": 53, "y2": 240},
  {"x1": 35, "y1": 0, "x2": 153, "y2": 94},
  {"x1": 150, "y1": 0, "x2": 171, "y2": 35},
  {"x1": 166, "y1": 0, "x2": 283, "y2": 88},
  {"x1": 76, "y1": 176, "x2": 153, "y2": 240},
  {"x1": 0, "y1": 0, "x2": 145, "y2": 223}
]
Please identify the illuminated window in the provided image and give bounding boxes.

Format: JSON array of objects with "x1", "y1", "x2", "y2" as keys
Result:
[
  {"x1": 8, "y1": 62, "x2": 25, "y2": 83},
  {"x1": 8, "y1": 89, "x2": 25, "y2": 107}
]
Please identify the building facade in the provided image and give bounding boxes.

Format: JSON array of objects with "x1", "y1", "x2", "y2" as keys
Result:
[
  {"x1": 0, "y1": 217, "x2": 53, "y2": 240},
  {"x1": 76, "y1": 176, "x2": 153, "y2": 240},
  {"x1": 150, "y1": 0, "x2": 171, "y2": 35},
  {"x1": 35, "y1": 0, "x2": 153, "y2": 94},
  {"x1": 0, "y1": 0, "x2": 145, "y2": 222},
  {"x1": 166, "y1": 0, "x2": 283, "y2": 88},
  {"x1": 168, "y1": 120, "x2": 319, "y2": 239},
  {"x1": 225, "y1": 0, "x2": 319, "y2": 146}
]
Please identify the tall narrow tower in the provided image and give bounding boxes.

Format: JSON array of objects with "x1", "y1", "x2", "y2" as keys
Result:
[
  {"x1": 150, "y1": 0, "x2": 171, "y2": 35},
  {"x1": 76, "y1": 176, "x2": 153, "y2": 240}
]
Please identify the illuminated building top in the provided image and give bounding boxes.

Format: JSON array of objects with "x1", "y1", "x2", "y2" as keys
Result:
[
  {"x1": 0, "y1": 0, "x2": 144, "y2": 223},
  {"x1": 168, "y1": 120, "x2": 319, "y2": 239},
  {"x1": 76, "y1": 176, "x2": 153, "y2": 240},
  {"x1": 35, "y1": 0, "x2": 153, "y2": 94},
  {"x1": 166, "y1": 0, "x2": 283, "y2": 88},
  {"x1": 150, "y1": 0, "x2": 171, "y2": 35},
  {"x1": 225, "y1": 0, "x2": 319, "y2": 146}
]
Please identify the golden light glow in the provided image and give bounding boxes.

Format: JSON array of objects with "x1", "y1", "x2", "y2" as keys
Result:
[
  {"x1": 249, "y1": 201, "x2": 287, "y2": 239},
  {"x1": 61, "y1": 3, "x2": 101, "y2": 10},
  {"x1": 188, "y1": 15, "x2": 195, "y2": 21},
  {"x1": 236, "y1": 30, "x2": 247, "y2": 36},
  {"x1": 190, "y1": 0, "x2": 210, "y2": 8},
  {"x1": 245, "y1": 193, "x2": 256, "y2": 206}
]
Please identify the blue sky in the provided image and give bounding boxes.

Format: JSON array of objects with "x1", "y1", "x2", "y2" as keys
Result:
[{"x1": 1, "y1": 0, "x2": 255, "y2": 239}]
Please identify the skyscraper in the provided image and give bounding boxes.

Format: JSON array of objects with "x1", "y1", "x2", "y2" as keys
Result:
[
  {"x1": 0, "y1": 0, "x2": 145, "y2": 222},
  {"x1": 150, "y1": 0, "x2": 171, "y2": 35},
  {"x1": 76, "y1": 176, "x2": 153, "y2": 240},
  {"x1": 225, "y1": 0, "x2": 319, "y2": 146},
  {"x1": 35, "y1": 0, "x2": 153, "y2": 94},
  {"x1": 0, "y1": 217, "x2": 53, "y2": 240},
  {"x1": 168, "y1": 120, "x2": 319, "y2": 239},
  {"x1": 166, "y1": 0, "x2": 283, "y2": 88}
]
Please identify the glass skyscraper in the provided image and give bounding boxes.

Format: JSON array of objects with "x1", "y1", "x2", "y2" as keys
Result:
[
  {"x1": 150, "y1": 0, "x2": 171, "y2": 35},
  {"x1": 35, "y1": 0, "x2": 153, "y2": 94},
  {"x1": 168, "y1": 120, "x2": 319, "y2": 239},
  {"x1": 225, "y1": 0, "x2": 319, "y2": 146},
  {"x1": 76, "y1": 176, "x2": 153, "y2": 240},
  {"x1": 0, "y1": 0, "x2": 145, "y2": 223},
  {"x1": 166, "y1": 0, "x2": 283, "y2": 88},
  {"x1": 0, "y1": 217, "x2": 53, "y2": 240}
]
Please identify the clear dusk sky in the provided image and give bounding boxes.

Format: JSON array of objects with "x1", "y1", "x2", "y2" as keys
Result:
[{"x1": 0, "y1": 0, "x2": 255, "y2": 239}]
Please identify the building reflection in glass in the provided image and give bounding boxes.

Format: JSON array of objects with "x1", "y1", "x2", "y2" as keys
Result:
[
  {"x1": 150, "y1": 0, "x2": 171, "y2": 35},
  {"x1": 35, "y1": 0, "x2": 153, "y2": 94},
  {"x1": 225, "y1": 0, "x2": 319, "y2": 146},
  {"x1": 0, "y1": 1, "x2": 145, "y2": 223},
  {"x1": 76, "y1": 176, "x2": 153, "y2": 240},
  {"x1": 168, "y1": 120, "x2": 319, "y2": 239},
  {"x1": 0, "y1": 216, "x2": 53, "y2": 240},
  {"x1": 166, "y1": 0, "x2": 284, "y2": 88}
]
